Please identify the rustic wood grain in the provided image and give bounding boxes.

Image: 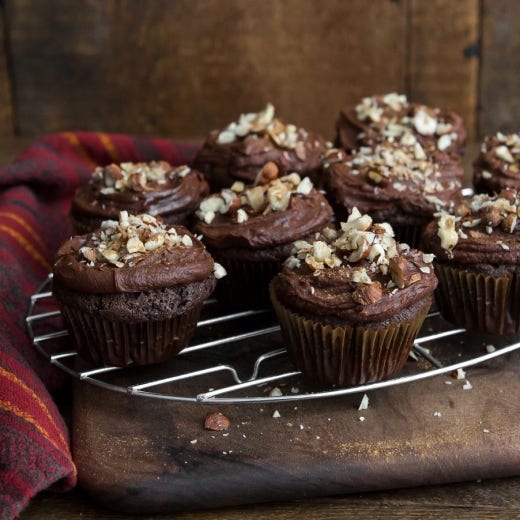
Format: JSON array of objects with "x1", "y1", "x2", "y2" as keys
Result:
[
  {"x1": 0, "y1": 1, "x2": 14, "y2": 136},
  {"x1": 408, "y1": 0, "x2": 480, "y2": 142},
  {"x1": 61, "y1": 328, "x2": 520, "y2": 515},
  {"x1": 480, "y1": 0, "x2": 520, "y2": 137},
  {"x1": 4, "y1": 0, "x2": 407, "y2": 140},
  {"x1": 18, "y1": 479, "x2": 520, "y2": 520}
]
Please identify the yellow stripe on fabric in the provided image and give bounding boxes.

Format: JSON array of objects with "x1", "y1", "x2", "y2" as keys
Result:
[
  {"x1": 97, "y1": 132, "x2": 120, "y2": 163},
  {"x1": 0, "y1": 398, "x2": 66, "y2": 455},
  {"x1": 0, "y1": 224, "x2": 51, "y2": 271},
  {"x1": 61, "y1": 132, "x2": 98, "y2": 168},
  {"x1": 0, "y1": 211, "x2": 46, "y2": 251},
  {"x1": 0, "y1": 367, "x2": 69, "y2": 450}
]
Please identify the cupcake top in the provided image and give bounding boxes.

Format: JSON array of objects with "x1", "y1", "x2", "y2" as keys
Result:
[
  {"x1": 71, "y1": 161, "x2": 209, "y2": 223},
  {"x1": 53, "y1": 211, "x2": 223, "y2": 294},
  {"x1": 193, "y1": 103, "x2": 329, "y2": 188},
  {"x1": 194, "y1": 162, "x2": 333, "y2": 249},
  {"x1": 473, "y1": 132, "x2": 520, "y2": 193},
  {"x1": 274, "y1": 208, "x2": 438, "y2": 323},
  {"x1": 322, "y1": 141, "x2": 462, "y2": 218},
  {"x1": 422, "y1": 189, "x2": 520, "y2": 264},
  {"x1": 335, "y1": 93, "x2": 466, "y2": 160}
]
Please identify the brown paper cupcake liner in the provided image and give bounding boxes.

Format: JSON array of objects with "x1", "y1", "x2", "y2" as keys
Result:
[
  {"x1": 434, "y1": 263, "x2": 520, "y2": 335},
  {"x1": 212, "y1": 255, "x2": 283, "y2": 310},
  {"x1": 270, "y1": 281, "x2": 429, "y2": 387},
  {"x1": 390, "y1": 223, "x2": 425, "y2": 250},
  {"x1": 60, "y1": 302, "x2": 203, "y2": 367}
]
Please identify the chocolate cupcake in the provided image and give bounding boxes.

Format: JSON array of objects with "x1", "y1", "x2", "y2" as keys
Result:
[
  {"x1": 52, "y1": 211, "x2": 224, "y2": 366},
  {"x1": 422, "y1": 189, "x2": 520, "y2": 335},
  {"x1": 193, "y1": 162, "x2": 333, "y2": 309},
  {"x1": 70, "y1": 161, "x2": 209, "y2": 234},
  {"x1": 270, "y1": 208, "x2": 438, "y2": 387},
  {"x1": 473, "y1": 132, "x2": 520, "y2": 194},
  {"x1": 322, "y1": 141, "x2": 463, "y2": 247},
  {"x1": 193, "y1": 103, "x2": 329, "y2": 190},
  {"x1": 335, "y1": 93, "x2": 466, "y2": 161}
]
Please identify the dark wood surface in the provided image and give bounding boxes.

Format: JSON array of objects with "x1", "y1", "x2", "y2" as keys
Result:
[
  {"x1": 0, "y1": 1, "x2": 14, "y2": 136},
  {"x1": 480, "y1": 0, "x2": 520, "y2": 136},
  {"x1": 68, "y1": 324, "x2": 520, "y2": 514},
  {"x1": 3, "y1": 0, "x2": 518, "y2": 142},
  {"x1": 20, "y1": 329, "x2": 520, "y2": 519},
  {"x1": 409, "y1": 0, "x2": 479, "y2": 140}
]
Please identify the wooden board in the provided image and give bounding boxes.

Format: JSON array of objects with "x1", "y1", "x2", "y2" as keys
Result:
[
  {"x1": 71, "y1": 323, "x2": 520, "y2": 514},
  {"x1": 409, "y1": 0, "x2": 480, "y2": 141},
  {"x1": 479, "y1": 0, "x2": 520, "y2": 136}
]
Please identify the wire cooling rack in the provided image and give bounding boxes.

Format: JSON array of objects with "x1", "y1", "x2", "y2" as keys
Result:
[{"x1": 26, "y1": 274, "x2": 520, "y2": 404}]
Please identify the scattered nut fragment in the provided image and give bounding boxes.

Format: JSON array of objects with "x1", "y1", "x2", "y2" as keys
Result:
[
  {"x1": 495, "y1": 145, "x2": 514, "y2": 163},
  {"x1": 267, "y1": 181, "x2": 291, "y2": 211},
  {"x1": 213, "y1": 263, "x2": 227, "y2": 279},
  {"x1": 413, "y1": 109, "x2": 437, "y2": 136},
  {"x1": 480, "y1": 206, "x2": 502, "y2": 227},
  {"x1": 220, "y1": 189, "x2": 241, "y2": 213},
  {"x1": 358, "y1": 393, "x2": 369, "y2": 411},
  {"x1": 352, "y1": 281, "x2": 383, "y2": 304},
  {"x1": 502, "y1": 213, "x2": 517, "y2": 233},
  {"x1": 126, "y1": 236, "x2": 146, "y2": 254},
  {"x1": 389, "y1": 257, "x2": 420, "y2": 289},
  {"x1": 245, "y1": 186, "x2": 266, "y2": 212},
  {"x1": 437, "y1": 214, "x2": 459, "y2": 251},
  {"x1": 437, "y1": 134, "x2": 453, "y2": 151},
  {"x1": 231, "y1": 180, "x2": 245, "y2": 193},
  {"x1": 236, "y1": 208, "x2": 248, "y2": 223},
  {"x1": 204, "y1": 412, "x2": 230, "y2": 431},
  {"x1": 269, "y1": 387, "x2": 283, "y2": 397},
  {"x1": 79, "y1": 246, "x2": 97, "y2": 263},
  {"x1": 255, "y1": 161, "x2": 279, "y2": 185}
]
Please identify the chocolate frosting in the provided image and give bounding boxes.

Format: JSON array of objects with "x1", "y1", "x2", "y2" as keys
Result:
[
  {"x1": 194, "y1": 190, "x2": 333, "y2": 250},
  {"x1": 274, "y1": 215, "x2": 438, "y2": 324},
  {"x1": 193, "y1": 105, "x2": 329, "y2": 189},
  {"x1": 53, "y1": 224, "x2": 215, "y2": 294},
  {"x1": 473, "y1": 133, "x2": 520, "y2": 194},
  {"x1": 71, "y1": 165, "x2": 209, "y2": 222},
  {"x1": 422, "y1": 190, "x2": 520, "y2": 265},
  {"x1": 335, "y1": 93, "x2": 466, "y2": 160},
  {"x1": 322, "y1": 143, "x2": 463, "y2": 221},
  {"x1": 276, "y1": 257, "x2": 435, "y2": 323}
]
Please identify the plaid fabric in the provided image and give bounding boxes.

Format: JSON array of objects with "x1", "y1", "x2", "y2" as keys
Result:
[{"x1": 0, "y1": 132, "x2": 199, "y2": 519}]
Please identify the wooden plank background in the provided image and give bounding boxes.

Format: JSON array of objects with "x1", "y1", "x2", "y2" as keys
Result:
[
  {"x1": 0, "y1": 1, "x2": 14, "y2": 137},
  {"x1": 0, "y1": 0, "x2": 517, "y2": 143}
]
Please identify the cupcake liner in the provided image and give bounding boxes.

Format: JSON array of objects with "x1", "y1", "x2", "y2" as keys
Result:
[
  {"x1": 212, "y1": 254, "x2": 283, "y2": 310},
  {"x1": 390, "y1": 223, "x2": 425, "y2": 250},
  {"x1": 434, "y1": 263, "x2": 520, "y2": 335},
  {"x1": 60, "y1": 302, "x2": 203, "y2": 367},
  {"x1": 270, "y1": 281, "x2": 429, "y2": 387}
]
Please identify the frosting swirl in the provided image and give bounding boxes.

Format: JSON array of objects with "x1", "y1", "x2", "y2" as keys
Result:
[
  {"x1": 322, "y1": 142, "x2": 463, "y2": 220},
  {"x1": 422, "y1": 189, "x2": 520, "y2": 264},
  {"x1": 53, "y1": 212, "x2": 217, "y2": 294},
  {"x1": 473, "y1": 132, "x2": 520, "y2": 194},
  {"x1": 71, "y1": 161, "x2": 209, "y2": 224},
  {"x1": 193, "y1": 163, "x2": 333, "y2": 249},
  {"x1": 193, "y1": 104, "x2": 329, "y2": 189},
  {"x1": 335, "y1": 93, "x2": 466, "y2": 160},
  {"x1": 274, "y1": 208, "x2": 438, "y2": 323}
]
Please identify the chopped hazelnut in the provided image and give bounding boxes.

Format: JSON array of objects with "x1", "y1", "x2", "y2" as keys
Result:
[{"x1": 352, "y1": 281, "x2": 383, "y2": 304}]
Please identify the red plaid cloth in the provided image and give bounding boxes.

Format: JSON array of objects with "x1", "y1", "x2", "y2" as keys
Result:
[{"x1": 0, "y1": 132, "x2": 199, "y2": 519}]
